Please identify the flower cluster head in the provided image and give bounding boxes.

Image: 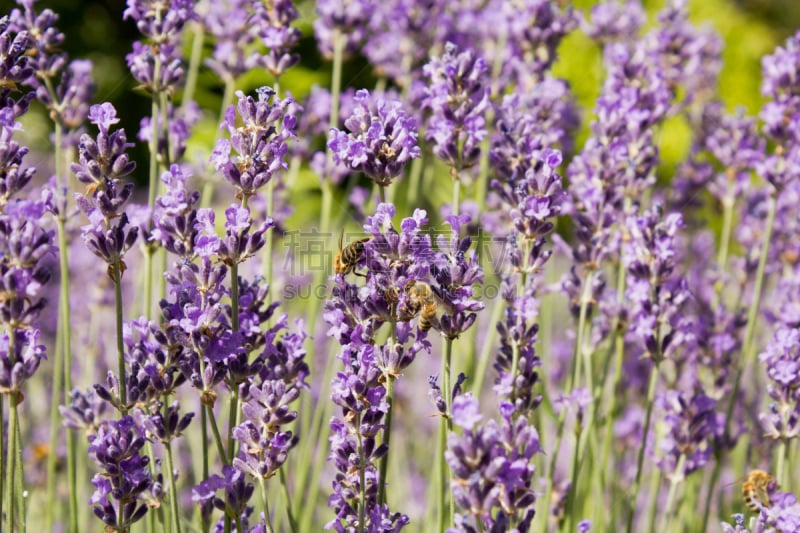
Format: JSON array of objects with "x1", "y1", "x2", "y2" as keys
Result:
[
  {"x1": 583, "y1": 0, "x2": 646, "y2": 46},
  {"x1": 60, "y1": 387, "x2": 108, "y2": 437},
  {"x1": 328, "y1": 89, "x2": 420, "y2": 187},
  {"x1": 0, "y1": 106, "x2": 35, "y2": 206},
  {"x1": 211, "y1": 87, "x2": 298, "y2": 201},
  {"x1": 426, "y1": 214, "x2": 484, "y2": 340},
  {"x1": 192, "y1": 465, "x2": 255, "y2": 530},
  {"x1": 655, "y1": 390, "x2": 723, "y2": 477},
  {"x1": 496, "y1": 0, "x2": 578, "y2": 86},
  {"x1": 151, "y1": 164, "x2": 202, "y2": 258},
  {"x1": 8, "y1": 0, "x2": 66, "y2": 83},
  {"x1": 314, "y1": 0, "x2": 375, "y2": 58},
  {"x1": 0, "y1": 14, "x2": 33, "y2": 90},
  {"x1": 71, "y1": 103, "x2": 136, "y2": 190},
  {"x1": 759, "y1": 328, "x2": 800, "y2": 441},
  {"x1": 623, "y1": 206, "x2": 690, "y2": 361},
  {"x1": 446, "y1": 396, "x2": 542, "y2": 532},
  {"x1": 124, "y1": 0, "x2": 194, "y2": 93},
  {"x1": 423, "y1": 42, "x2": 491, "y2": 171},
  {"x1": 758, "y1": 31, "x2": 800, "y2": 192},
  {"x1": 88, "y1": 416, "x2": 153, "y2": 531},
  {"x1": 491, "y1": 79, "x2": 578, "y2": 182},
  {"x1": 253, "y1": 0, "x2": 301, "y2": 78},
  {"x1": 0, "y1": 328, "x2": 47, "y2": 395},
  {"x1": 232, "y1": 320, "x2": 308, "y2": 481},
  {"x1": 194, "y1": 204, "x2": 271, "y2": 266}
]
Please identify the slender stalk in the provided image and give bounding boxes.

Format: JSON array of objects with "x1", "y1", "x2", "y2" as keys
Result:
[
  {"x1": 182, "y1": 22, "x2": 204, "y2": 108},
  {"x1": 164, "y1": 439, "x2": 183, "y2": 533},
  {"x1": 200, "y1": 404, "x2": 210, "y2": 533},
  {"x1": 472, "y1": 295, "x2": 504, "y2": 393},
  {"x1": 702, "y1": 195, "x2": 777, "y2": 526},
  {"x1": 776, "y1": 438, "x2": 788, "y2": 488},
  {"x1": 437, "y1": 413, "x2": 448, "y2": 533},
  {"x1": 279, "y1": 468, "x2": 298, "y2": 533},
  {"x1": 4, "y1": 370, "x2": 21, "y2": 532},
  {"x1": 206, "y1": 405, "x2": 227, "y2": 464},
  {"x1": 227, "y1": 260, "x2": 241, "y2": 462},
  {"x1": 645, "y1": 468, "x2": 662, "y2": 533},
  {"x1": 406, "y1": 153, "x2": 424, "y2": 207},
  {"x1": 661, "y1": 456, "x2": 686, "y2": 533},
  {"x1": 356, "y1": 411, "x2": 366, "y2": 533},
  {"x1": 114, "y1": 263, "x2": 127, "y2": 413},
  {"x1": 379, "y1": 374, "x2": 395, "y2": 506},
  {"x1": 626, "y1": 362, "x2": 660, "y2": 533},
  {"x1": 263, "y1": 178, "x2": 275, "y2": 302},
  {"x1": 438, "y1": 337, "x2": 454, "y2": 531},
  {"x1": 259, "y1": 478, "x2": 275, "y2": 533},
  {"x1": 452, "y1": 174, "x2": 461, "y2": 215},
  {"x1": 561, "y1": 425, "x2": 583, "y2": 533}
]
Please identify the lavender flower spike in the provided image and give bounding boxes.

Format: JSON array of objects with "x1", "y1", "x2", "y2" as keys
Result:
[{"x1": 328, "y1": 89, "x2": 420, "y2": 187}]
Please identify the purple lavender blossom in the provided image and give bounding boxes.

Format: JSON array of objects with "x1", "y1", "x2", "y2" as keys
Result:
[
  {"x1": 192, "y1": 465, "x2": 255, "y2": 529},
  {"x1": 623, "y1": 206, "x2": 690, "y2": 361},
  {"x1": 446, "y1": 396, "x2": 541, "y2": 531},
  {"x1": 210, "y1": 87, "x2": 298, "y2": 201},
  {"x1": 253, "y1": 0, "x2": 300, "y2": 78},
  {"x1": 60, "y1": 387, "x2": 109, "y2": 436},
  {"x1": 655, "y1": 390, "x2": 723, "y2": 476},
  {"x1": 124, "y1": 0, "x2": 194, "y2": 93},
  {"x1": 151, "y1": 164, "x2": 201, "y2": 258},
  {"x1": 422, "y1": 42, "x2": 490, "y2": 172},
  {"x1": 328, "y1": 89, "x2": 420, "y2": 187},
  {"x1": 314, "y1": 0, "x2": 375, "y2": 58},
  {"x1": 88, "y1": 416, "x2": 153, "y2": 530},
  {"x1": 71, "y1": 103, "x2": 136, "y2": 189},
  {"x1": 759, "y1": 328, "x2": 800, "y2": 441},
  {"x1": 0, "y1": 106, "x2": 35, "y2": 206},
  {"x1": 427, "y1": 214, "x2": 484, "y2": 340},
  {"x1": 582, "y1": 0, "x2": 645, "y2": 46},
  {"x1": 0, "y1": 14, "x2": 33, "y2": 89}
]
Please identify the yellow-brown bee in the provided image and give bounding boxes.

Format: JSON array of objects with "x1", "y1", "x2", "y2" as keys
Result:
[
  {"x1": 418, "y1": 301, "x2": 438, "y2": 332},
  {"x1": 742, "y1": 470, "x2": 778, "y2": 511},
  {"x1": 334, "y1": 229, "x2": 370, "y2": 276},
  {"x1": 400, "y1": 280, "x2": 435, "y2": 320}
]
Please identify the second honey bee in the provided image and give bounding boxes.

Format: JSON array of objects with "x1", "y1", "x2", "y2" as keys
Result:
[
  {"x1": 401, "y1": 280, "x2": 438, "y2": 331},
  {"x1": 334, "y1": 229, "x2": 370, "y2": 276},
  {"x1": 742, "y1": 470, "x2": 778, "y2": 511}
]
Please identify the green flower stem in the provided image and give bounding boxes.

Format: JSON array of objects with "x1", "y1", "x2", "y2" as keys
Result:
[
  {"x1": 259, "y1": 477, "x2": 275, "y2": 533},
  {"x1": 206, "y1": 405, "x2": 227, "y2": 464},
  {"x1": 200, "y1": 404, "x2": 210, "y2": 533},
  {"x1": 561, "y1": 424, "x2": 583, "y2": 533},
  {"x1": 452, "y1": 174, "x2": 461, "y2": 214},
  {"x1": 406, "y1": 153, "x2": 424, "y2": 206},
  {"x1": 702, "y1": 194, "x2": 777, "y2": 529},
  {"x1": 645, "y1": 467, "x2": 662, "y2": 533},
  {"x1": 357, "y1": 411, "x2": 366, "y2": 533},
  {"x1": 776, "y1": 438, "x2": 788, "y2": 487},
  {"x1": 114, "y1": 262, "x2": 128, "y2": 413},
  {"x1": 378, "y1": 378, "x2": 395, "y2": 505},
  {"x1": 625, "y1": 361, "x2": 660, "y2": 533},
  {"x1": 263, "y1": 178, "x2": 275, "y2": 305},
  {"x1": 226, "y1": 259, "x2": 241, "y2": 463},
  {"x1": 378, "y1": 319, "x2": 398, "y2": 506},
  {"x1": 4, "y1": 392, "x2": 21, "y2": 532},
  {"x1": 661, "y1": 456, "x2": 686, "y2": 533},
  {"x1": 279, "y1": 468, "x2": 298, "y2": 533},
  {"x1": 182, "y1": 22, "x2": 204, "y2": 108},
  {"x1": 164, "y1": 437, "x2": 182, "y2": 533},
  {"x1": 471, "y1": 295, "x2": 503, "y2": 393},
  {"x1": 714, "y1": 191, "x2": 735, "y2": 304},
  {"x1": 438, "y1": 337, "x2": 455, "y2": 532},
  {"x1": 144, "y1": 55, "x2": 162, "y2": 318}
]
